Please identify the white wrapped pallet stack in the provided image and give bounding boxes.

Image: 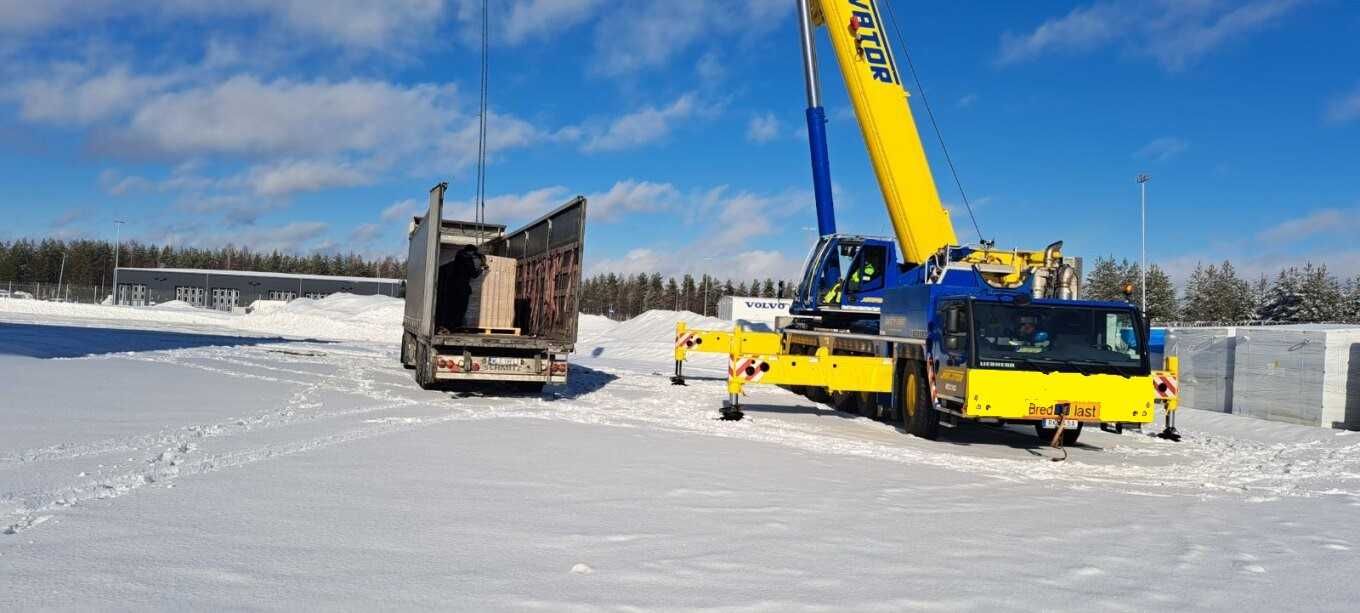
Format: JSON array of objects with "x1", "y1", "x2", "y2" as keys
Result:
[
  {"x1": 1165, "y1": 327, "x2": 1237, "y2": 413},
  {"x1": 1169, "y1": 324, "x2": 1360, "y2": 428},
  {"x1": 1231, "y1": 325, "x2": 1360, "y2": 428}
]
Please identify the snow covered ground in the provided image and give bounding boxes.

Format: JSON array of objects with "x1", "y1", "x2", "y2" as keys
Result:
[{"x1": 2, "y1": 297, "x2": 1359, "y2": 610}]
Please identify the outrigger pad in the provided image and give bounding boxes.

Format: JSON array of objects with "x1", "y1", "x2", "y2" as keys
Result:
[
  {"x1": 670, "y1": 376, "x2": 687, "y2": 386},
  {"x1": 1156, "y1": 427, "x2": 1182, "y2": 442},
  {"x1": 719, "y1": 400, "x2": 744, "y2": 421}
]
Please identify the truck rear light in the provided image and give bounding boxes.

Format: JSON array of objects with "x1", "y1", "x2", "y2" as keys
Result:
[
  {"x1": 551, "y1": 362, "x2": 568, "y2": 374},
  {"x1": 436, "y1": 357, "x2": 448, "y2": 369},
  {"x1": 471, "y1": 362, "x2": 481, "y2": 372}
]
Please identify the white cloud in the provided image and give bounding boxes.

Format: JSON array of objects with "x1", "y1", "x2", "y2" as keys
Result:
[
  {"x1": 117, "y1": 75, "x2": 454, "y2": 158},
  {"x1": 589, "y1": 1, "x2": 790, "y2": 77},
  {"x1": 173, "y1": 195, "x2": 285, "y2": 226},
  {"x1": 745, "y1": 112, "x2": 781, "y2": 143},
  {"x1": 501, "y1": 0, "x2": 606, "y2": 44},
  {"x1": 0, "y1": 0, "x2": 445, "y2": 49},
  {"x1": 442, "y1": 180, "x2": 679, "y2": 226},
  {"x1": 1134, "y1": 136, "x2": 1191, "y2": 161},
  {"x1": 381, "y1": 199, "x2": 422, "y2": 223},
  {"x1": 588, "y1": 248, "x2": 663, "y2": 276},
  {"x1": 246, "y1": 160, "x2": 372, "y2": 197},
  {"x1": 586, "y1": 180, "x2": 679, "y2": 220},
  {"x1": 229, "y1": 221, "x2": 331, "y2": 252},
  {"x1": 997, "y1": 3, "x2": 1122, "y2": 66},
  {"x1": 1326, "y1": 85, "x2": 1360, "y2": 123},
  {"x1": 956, "y1": 93, "x2": 979, "y2": 109},
  {"x1": 98, "y1": 169, "x2": 154, "y2": 196},
  {"x1": 695, "y1": 51, "x2": 726, "y2": 84},
  {"x1": 580, "y1": 94, "x2": 697, "y2": 153},
  {"x1": 349, "y1": 223, "x2": 383, "y2": 244},
  {"x1": 1257, "y1": 207, "x2": 1360, "y2": 244},
  {"x1": 998, "y1": 0, "x2": 1307, "y2": 71},
  {"x1": 446, "y1": 186, "x2": 574, "y2": 224},
  {"x1": 11, "y1": 64, "x2": 181, "y2": 124}
]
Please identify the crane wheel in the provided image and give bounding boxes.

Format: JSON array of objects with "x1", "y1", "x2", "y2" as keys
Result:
[{"x1": 901, "y1": 362, "x2": 939, "y2": 440}]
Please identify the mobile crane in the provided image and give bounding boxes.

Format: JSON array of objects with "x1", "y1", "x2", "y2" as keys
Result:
[{"x1": 687, "y1": 0, "x2": 1171, "y2": 444}]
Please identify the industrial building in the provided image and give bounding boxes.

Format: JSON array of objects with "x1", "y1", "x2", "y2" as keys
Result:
[{"x1": 114, "y1": 267, "x2": 402, "y2": 311}]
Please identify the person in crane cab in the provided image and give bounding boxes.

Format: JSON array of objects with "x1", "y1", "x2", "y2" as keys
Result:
[
  {"x1": 1009, "y1": 315, "x2": 1050, "y2": 349},
  {"x1": 821, "y1": 258, "x2": 878, "y2": 304}
]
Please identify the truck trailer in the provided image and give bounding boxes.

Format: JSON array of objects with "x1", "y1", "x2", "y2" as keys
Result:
[{"x1": 401, "y1": 182, "x2": 587, "y2": 391}]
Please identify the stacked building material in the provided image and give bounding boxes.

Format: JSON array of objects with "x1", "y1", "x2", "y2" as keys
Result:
[
  {"x1": 465, "y1": 254, "x2": 517, "y2": 329},
  {"x1": 1165, "y1": 327, "x2": 1237, "y2": 414},
  {"x1": 1231, "y1": 325, "x2": 1360, "y2": 428},
  {"x1": 1168, "y1": 324, "x2": 1360, "y2": 428}
]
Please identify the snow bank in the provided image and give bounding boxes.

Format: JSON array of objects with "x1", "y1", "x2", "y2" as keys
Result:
[
  {"x1": 150, "y1": 300, "x2": 199, "y2": 312},
  {"x1": 578, "y1": 309, "x2": 731, "y2": 363},
  {"x1": 0, "y1": 293, "x2": 403, "y2": 343},
  {"x1": 576, "y1": 313, "x2": 619, "y2": 339}
]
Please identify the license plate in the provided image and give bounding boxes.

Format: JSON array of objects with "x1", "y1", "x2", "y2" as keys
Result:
[
  {"x1": 486, "y1": 357, "x2": 524, "y2": 371},
  {"x1": 1042, "y1": 419, "x2": 1081, "y2": 430},
  {"x1": 1027, "y1": 402, "x2": 1100, "y2": 421}
]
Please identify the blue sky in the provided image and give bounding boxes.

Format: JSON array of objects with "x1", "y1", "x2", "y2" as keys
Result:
[{"x1": 1, "y1": 0, "x2": 1357, "y2": 283}]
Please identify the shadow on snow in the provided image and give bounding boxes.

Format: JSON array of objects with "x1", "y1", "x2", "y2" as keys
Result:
[{"x1": 0, "y1": 321, "x2": 319, "y2": 359}]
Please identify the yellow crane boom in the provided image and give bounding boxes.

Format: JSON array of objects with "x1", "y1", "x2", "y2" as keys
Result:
[{"x1": 813, "y1": 0, "x2": 958, "y2": 265}]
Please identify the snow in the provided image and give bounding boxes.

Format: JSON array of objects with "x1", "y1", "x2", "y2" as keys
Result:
[
  {"x1": 0, "y1": 293, "x2": 402, "y2": 343},
  {"x1": 2, "y1": 302, "x2": 1359, "y2": 609}
]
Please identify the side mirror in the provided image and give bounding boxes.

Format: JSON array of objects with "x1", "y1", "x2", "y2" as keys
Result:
[
  {"x1": 945, "y1": 309, "x2": 962, "y2": 334},
  {"x1": 944, "y1": 334, "x2": 965, "y2": 352}
]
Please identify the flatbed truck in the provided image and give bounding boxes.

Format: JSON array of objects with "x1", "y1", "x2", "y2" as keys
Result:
[{"x1": 401, "y1": 182, "x2": 587, "y2": 391}]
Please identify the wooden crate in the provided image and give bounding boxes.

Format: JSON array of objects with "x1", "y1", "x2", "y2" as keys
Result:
[{"x1": 465, "y1": 254, "x2": 517, "y2": 328}]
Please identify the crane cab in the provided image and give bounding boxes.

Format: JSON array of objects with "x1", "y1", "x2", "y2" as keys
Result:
[{"x1": 790, "y1": 233, "x2": 903, "y2": 330}]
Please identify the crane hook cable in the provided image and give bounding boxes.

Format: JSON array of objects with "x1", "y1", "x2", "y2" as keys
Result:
[
  {"x1": 474, "y1": 0, "x2": 490, "y2": 238},
  {"x1": 882, "y1": 0, "x2": 985, "y2": 244}
]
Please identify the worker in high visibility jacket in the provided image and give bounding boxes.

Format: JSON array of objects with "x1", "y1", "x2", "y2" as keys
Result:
[{"x1": 822, "y1": 259, "x2": 878, "y2": 304}]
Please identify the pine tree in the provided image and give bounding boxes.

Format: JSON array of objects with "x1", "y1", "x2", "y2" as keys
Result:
[
  {"x1": 761, "y1": 278, "x2": 776, "y2": 298},
  {"x1": 680, "y1": 274, "x2": 696, "y2": 313},
  {"x1": 1083, "y1": 257, "x2": 1125, "y2": 301},
  {"x1": 1296, "y1": 263, "x2": 1343, "y2": 322},
  {"x1": 1261, "y1": 267, "x2": 1302, "y2": 322},
  {"x1": 663, "y1": 277, "x2": 679, "y2": 311},
  {"x1": 1143, "y1": 264, "x2": 1177, "y2": 322},
  {"x1": 1343, "y1": 276, "x2": 1360, "y2": 323},
  {"x1": 1216, "y1": 261, "x2": 1254, "y2": 322},
  {"x1": 1180, "y1": 263, "x2": 1211, "y2": 321},
  {"x1": 1250, "y1": 274, "x2": 1270, "y2": 321}
]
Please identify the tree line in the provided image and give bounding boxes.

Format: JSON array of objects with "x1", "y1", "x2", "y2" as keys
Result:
[
  {"x1": 1083, "y1": 257, "x2": 1360, "y2": 324},
  {"x1": 0, "y1": 238, "x2": 405, "y2": 289},
  {"x1": 579, "y1": 273, "x2": 796, "y2": 320},
  {"x1": 5, "y1": 236, "x2": 1357, "y2": 325}
]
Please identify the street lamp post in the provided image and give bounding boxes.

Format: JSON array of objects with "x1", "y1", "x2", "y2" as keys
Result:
[
  {"x1": 56, "y1": 252, "x2": 67, "y2": 301},
  {"x1": 112, "y1": 219, "x2": 125, "y2": 305},
  {"x1": 1136, "y1": 174, "x2": 1150, "y2": 314}
]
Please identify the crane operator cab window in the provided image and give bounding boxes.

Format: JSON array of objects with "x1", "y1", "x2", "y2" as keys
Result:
[
  {"x1": 819, "y1": 242, "x2": 859, "y2": 305},
  {"x1": 845, "y1": 245, "x2": 886, "y2": 300},
  {"x1": 820, "y1": 242, "x2": 886, "y2": 305}
]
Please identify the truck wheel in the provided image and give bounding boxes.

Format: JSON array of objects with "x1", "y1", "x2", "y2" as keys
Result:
[
  {"x1": 901, "y1": 363, "x2": 939, "y2": 439},
  {"x1": 1036, "y1": 422, "x2": 1082, "y2": 446},
  {"x1": 400, "y1": 333, "x2": 416, "y2": 369},
  {"x1": 414, "y1": 345, "x2": 436, "y2": 390}
]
